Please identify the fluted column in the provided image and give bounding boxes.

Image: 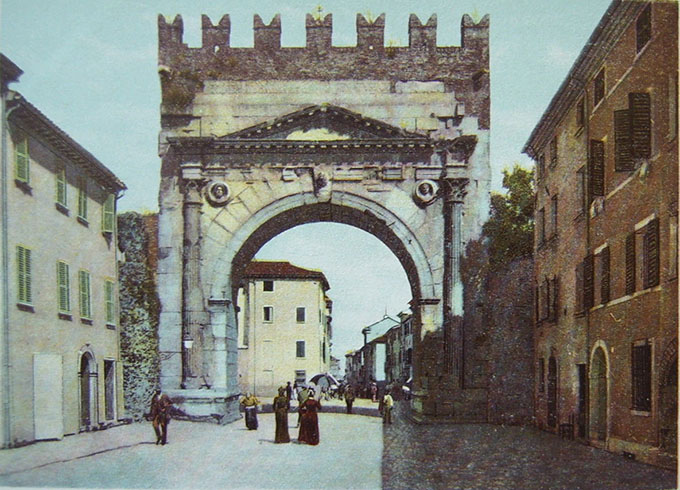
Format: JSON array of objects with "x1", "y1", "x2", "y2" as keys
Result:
[
  {"x1": 443, "y1": 178, "x2": 468, "y2": 383},
  {"x1": 181, "y1": 171, "x2": 205, "y2": 389}
]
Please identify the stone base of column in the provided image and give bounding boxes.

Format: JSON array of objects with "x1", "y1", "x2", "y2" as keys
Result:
[
  {"x1": 409, "y1": 382, "x2": 488, "y2": 423},
  {"x1": 165, "y1": 389, "x2": 240, "y2": 425}
]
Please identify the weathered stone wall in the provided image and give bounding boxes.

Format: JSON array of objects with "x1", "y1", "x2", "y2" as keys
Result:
[
  {"x1": 118, "y1": 212, "x2": 161, "y2": 420},
  {"x1": 462, "y1": 241, "x2": 534, "y2": 425}
]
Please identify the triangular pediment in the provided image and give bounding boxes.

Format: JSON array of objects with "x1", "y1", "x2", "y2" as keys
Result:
[{"x1": 221, "y1": 104, "x2": 428, "y2": 141}]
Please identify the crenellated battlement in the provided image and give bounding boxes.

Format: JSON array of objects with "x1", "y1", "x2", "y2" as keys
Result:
[
  {"x1": 158, "y1": 11, "x2": 490, "y2": 129},
  {"x1": 158, "y1": 12, "x2": 489, "y2": 53}
]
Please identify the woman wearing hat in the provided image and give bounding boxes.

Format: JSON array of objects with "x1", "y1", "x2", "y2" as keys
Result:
[{"x1": 273, "y1": 386, "x2": 290, "y2": 443}]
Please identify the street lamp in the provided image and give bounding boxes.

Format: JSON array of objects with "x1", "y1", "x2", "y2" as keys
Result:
[{"x1": 181, "y1": 332, "x2": 194, "y2": 389}]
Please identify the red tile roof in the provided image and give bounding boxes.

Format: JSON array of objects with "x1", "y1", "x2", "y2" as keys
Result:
[{"x1": 243, "y1": 261, "x2": 330, "y2": 291}]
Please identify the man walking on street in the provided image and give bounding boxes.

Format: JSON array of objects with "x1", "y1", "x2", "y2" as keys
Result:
[
  {"x1": 382, "y1": 390, "x2": 394, "y2": 425},
  {"x1": 150, "y1": 389, "x2": 174, "y2": 445},
  {"x1": 344, "y1": 386, "x2": 356, "y2": 414}
]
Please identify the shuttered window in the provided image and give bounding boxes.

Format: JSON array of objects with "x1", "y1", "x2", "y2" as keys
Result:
[
  {"x1": 549, "y1": 136, "x2": 558, "y2": 168},
  {"x1": 643, "y1": 218, "x2": 660, "y2": 289},
  {"x1": 102, "y1": 194, "x2": 115, "y2": 233},
  {"x1": 551, "y1": 195, "x2": 558, "y2": 237},
  {"x1": 632, "y1": 343, "x2": 651, "y2": 411},
  {"x1": 296, "y1": 341, "x2": 306, "y2": 358},
  {"x1": 17, "y1": 246, "x2": 32, "y2": 304},
  {"x1": 77, "y1": 179, "x2": 88, "y2": 221},
  {"x1": 296, "y1": 307, "x2": 306, "y2": 323},
  {"x1": 14, "y1": 137, "x2": 29, "y2": 183},
  {"x1": 576, "y1": 98, "x2": 585, "y2": 128},
  {"x1": 584, "y1": 254, "x2": 594, "y2": 309},
  {"x1": 625, "y1": 232, "x2": 636, "y2": 295},
  {"x1": 534, "y1": 284, "x2": 540, "y2": 325},
  {"x1": 538, "y1": 208, "x2": 545, "y2": 244},
  {"x1": 263, "y1": 306, "x2": 273, "y2": 322},
  {"x1": 614, "y1": 110, "x2": 634, "y2": 171},
  {"x1": 550, "y1": 276, "x2": 560, "y2": 322},
  {"x1": 542, "y1": 277, "x2": 550, "y2": 321},
  {"x1": 79, "y1": 270, "x2": 91, "y2": 319},
  {"x1": 105, "y1": 280, "x2": 115, "y2": 324},
  {"x1": 600, "y1": 247, "x2": 610, "y2": 304},
  {"x1": 56, "y1": 168, "x2": 68, "y2": 207},
  {"x1": 589, "y1": 140, "x2": 605, "y2": 198},
  {"x1": 538, "y1": 358, "x2": 545, "y2": 393},
  {"x1": 57, "y1": 261, "x2": 70, "y2": 313},
  {"x1": 636, "y1": 4, "x2": 652, "y2": 53},
  {"x1": 629, "y1": 92, "x2": 651, "y2": 159},
  {"x1": 594, "y1": 68, "x2": 605, "y2": 106},
  {"x1": 575, "y1": 262, "x2": 584, "y2": 314}
]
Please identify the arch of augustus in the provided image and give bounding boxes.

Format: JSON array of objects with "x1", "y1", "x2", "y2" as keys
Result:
[{"x1": 156, "y1": 11, "x2": 490, "y2": 421}]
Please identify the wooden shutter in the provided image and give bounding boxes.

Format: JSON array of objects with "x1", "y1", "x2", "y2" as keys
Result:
[
  {"x1": 632, "y1": 344, "x2": 651, "y2": 411},
  {"x1": 102, "y1": 194, "x2": 115, "y2": 233},
  {"x1": 105, "y1": 280, "x2": 115, "y2": 324},
  {"x1": 575, "y1": 262, "x2": 584, "y2": 314},
  {"x1": 629, "y1": 92, "x2": 651, "y2": 159},
  {"x1": 550, "y1": 276, "x2": 559, "y2": 322},
  {"x1": 57, "y1": 261, "x2": 70, "y2": 312},
  {"x1": 600, "y1": 247, "x2": 610, "y2": 304},
  {"x1": 78, "y1": 181, "x2": 87, "y2": 220},
  {"x1": 614, "y1": 110, "x2": 634, "y2": 171},
  {"x1": 584, "y1": 255, "x2": 594, "y2": 309},
  {"x1": 626, "y1": 232, "x2": 636, "y2": 295},
  {"x1": 79, "y1": 270, "x2": 91, "y2": 318},
  {"x1": 14, "y1": 138, "x2": 29, "y2": 183},
  {"x1": 543, "y1": 277, "x2": 550, "y2": 321},
  {"x1": 589, "y1": 140, "x2": 605, "y2": 198},
  {"x1": 56, "y1": 169, "x2": 67, "y2": 206},
  {"x1": 17, "y1": 246, "x2": 32, "y2": 304},
  {"x1": 643, "y1": 218, "x2": 660, "y2": 289}
]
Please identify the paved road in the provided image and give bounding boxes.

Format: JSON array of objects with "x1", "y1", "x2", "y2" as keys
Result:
[
  {"x1": 383, "y1": 402, "x2": 677, "y2": 490},
  {"x1": 0, "y1": 399, "x2": 676, "y2": 489},
  {"x1": 0, "y1": 410, "x2": 382, "y2": 489}
]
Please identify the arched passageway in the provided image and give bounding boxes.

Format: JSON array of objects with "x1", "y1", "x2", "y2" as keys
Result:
[{"x1": 589, "y1": 346, "x2": 608, "y2": 442}]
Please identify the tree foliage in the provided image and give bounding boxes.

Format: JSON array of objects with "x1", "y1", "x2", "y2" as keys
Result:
[
  {"x1": 118, "y1": 212, "x2": 160, "y2": 420},
  {"x1": 482, "y1": 164, "x2": 534, "y2": 268}
]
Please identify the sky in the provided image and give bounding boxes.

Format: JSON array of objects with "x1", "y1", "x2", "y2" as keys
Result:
[{"x1": 1, "y1": 0, "x2": 612, "y2": 367}]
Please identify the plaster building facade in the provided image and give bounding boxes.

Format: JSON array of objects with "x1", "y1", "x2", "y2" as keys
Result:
[
  {"x1": 0, "y1": 55, "x2": 127, "y2": 447},
  {"x1": 385, "y1": 311, "x2": 414, "y2": 386},
  {"x1": 156, "y1": 10, "x2": 490, "y2": 421},
  {"x1": 523, "y1": 1, "x2": 677, "y2": 467},
  {"x1": 237, "y1": 261, "x2": 331, "y2": 396}
]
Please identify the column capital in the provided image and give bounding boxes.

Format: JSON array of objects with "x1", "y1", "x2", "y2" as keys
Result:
[{"x1": 443, "y1": 178, "x2": 469, "y2": 203}]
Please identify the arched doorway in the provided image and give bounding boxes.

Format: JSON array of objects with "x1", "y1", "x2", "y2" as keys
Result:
[
  {"x1": 547, "y1": 356, "x2": 557, "y2": 428},
  {"x1": 79, "y1": 352, "x2": 97, "y2": 429},
  {"x1": 589, "y1": 346, "x2": 608, "y2": 442},
  {"x1": 658, "y1": 339, "x2": 677, "y2": 454}
]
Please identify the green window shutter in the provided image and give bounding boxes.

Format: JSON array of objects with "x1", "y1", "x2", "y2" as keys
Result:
[
  {"x1": 17, "y1": 246, "x2": 32, "y2": 304},
  {"x1": 57, "y1": 261, "x2": 70, "y2": 312},
  {"x1": 629, "y1": 92, "x2": 651, "y2": 159},
  {"x1": 14, "y1": 137, "x2": 29, "y2": 183},
  {"x1": 79, "y1": 270, "x2": 91, "y2": 319},
  {"x1": 102, "y1": 194, "x2": 115, "y2": 233},
  {"x1": 105, "y1": 280, "x2": 115, "y2": 324},
  {"x1": 589, "y1": 140, "x2": 605, "y2": 198},
  {"x1": 614, "y1": 110, "x2": 634, "y2": 171},
  {"x1": 56, "y1": 168, "x2": 67, "y2": 206},
  {"x1": 78, "y1": 181, "x2": 88, "y2": 220}
]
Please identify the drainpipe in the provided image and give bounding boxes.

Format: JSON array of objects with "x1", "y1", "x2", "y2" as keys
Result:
[
  {"x1": 1, "y1": 97, "x2": 19, "y2": 448},
  {"x1": 584, "y1": 83, "x2": 592, "y2": 443}
]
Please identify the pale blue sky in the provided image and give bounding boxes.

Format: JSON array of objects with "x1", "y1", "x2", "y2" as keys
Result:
[{"x1": 1, "y1": 0, "x2": 611, "y2": 365}]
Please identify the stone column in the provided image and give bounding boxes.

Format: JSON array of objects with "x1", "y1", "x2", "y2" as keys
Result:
[
  {"x1": 181, "y1": 166, "x2": 205, "y2": 389},
  {"x1": 444, "y1": 178, "x2": 468, "y2": 384}
]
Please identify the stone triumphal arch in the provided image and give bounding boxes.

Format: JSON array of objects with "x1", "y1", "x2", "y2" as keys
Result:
[{"x1": 157, "y1": 11, "x2": 490, "y2": 421}]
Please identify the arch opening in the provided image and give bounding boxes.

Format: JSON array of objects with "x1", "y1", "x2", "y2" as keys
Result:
[{"x1": 589, "y1": 346, "x2": 608, "y2": 442}]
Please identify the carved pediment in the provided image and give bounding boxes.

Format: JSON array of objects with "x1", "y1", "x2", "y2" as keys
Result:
[{"x1": 221, "y1": 104, "x2": 428, "y2": 141}]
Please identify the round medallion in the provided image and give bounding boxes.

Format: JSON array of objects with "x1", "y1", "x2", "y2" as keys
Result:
[{"x1": 206, "y1": 181, "x2": 230, "y2": 206}]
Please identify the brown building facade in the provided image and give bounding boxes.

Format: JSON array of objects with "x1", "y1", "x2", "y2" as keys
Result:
[{"x1": 524, "y1": 1, "x2": 678, "y2": 468}]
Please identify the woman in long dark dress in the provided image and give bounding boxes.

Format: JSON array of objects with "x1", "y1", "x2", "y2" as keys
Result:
[
  {"x1": 239, "y1": 392, "x2": 259, "y2": 430},
  {"x1": 298, "y1": 389, "x2": 322, "y2": 445},
  {"x1": 273, "y1": 387, "x2": 290, "y2": 443}
]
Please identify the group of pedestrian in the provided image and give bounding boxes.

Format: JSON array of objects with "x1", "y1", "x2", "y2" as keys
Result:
[
  {"x1": 238, "y1": 382, "x2": 323, "y2": 446},
  {"x1": 148, "y1": 380, "x2": 394, "y2": 446}
]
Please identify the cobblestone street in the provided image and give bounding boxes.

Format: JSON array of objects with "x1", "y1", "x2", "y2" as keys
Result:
[{"x1": 383, "y1": 402, "x2": 677, "y2": 490}]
